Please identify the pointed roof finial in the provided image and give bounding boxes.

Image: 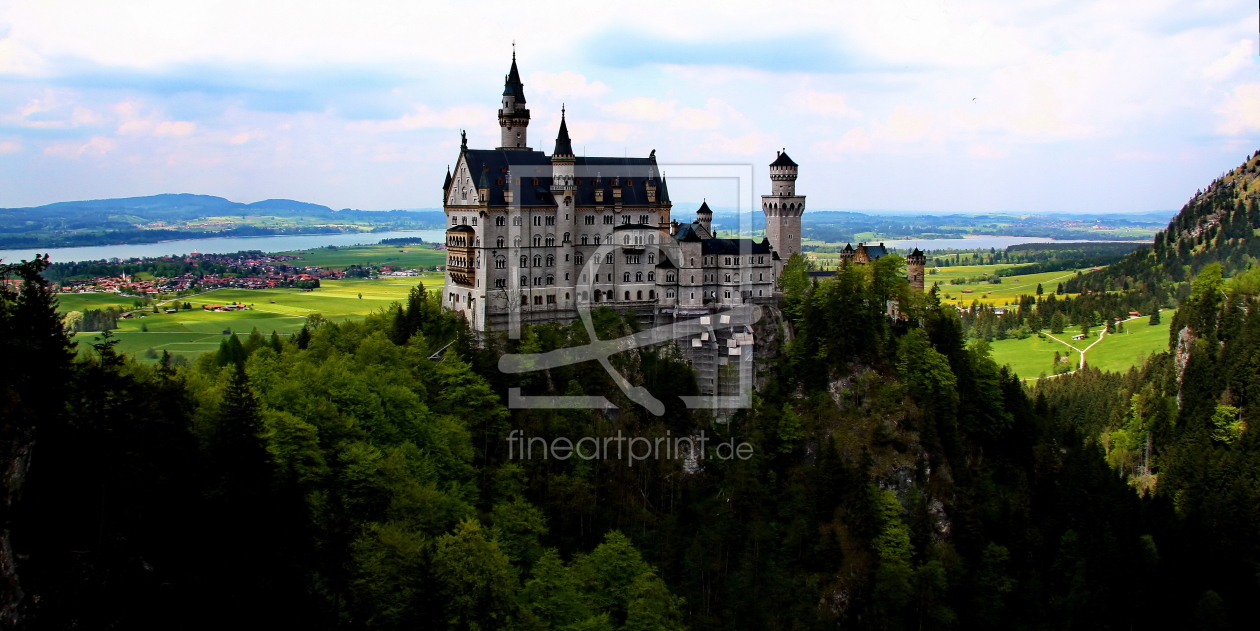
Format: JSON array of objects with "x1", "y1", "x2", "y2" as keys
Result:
[{"x1": 553, "y1": 106, "x2": 573, "y2": 157}]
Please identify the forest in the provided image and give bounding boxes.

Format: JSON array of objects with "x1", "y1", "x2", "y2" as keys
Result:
[{"x1": 3, "y1": 232, "x2": 1255, "y2": 629}]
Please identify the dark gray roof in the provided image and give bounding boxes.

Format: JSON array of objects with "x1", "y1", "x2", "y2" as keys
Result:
[
  {"x1": 696, "y1": 200, "x2": 712, "y2": 215},
  {"x1": 458, "y1": 149, "x2": 662, "y2": 206},
  {"x1": 655, "y1": 255, "x2": 676, "y2": 269},
  {"x1": 503, "y1": 54, "x2": 526, "y2": 103},
  {"x1": 673, "y1": 222, "x2": 703, "y2": 242},
  {"x1": 443, "y1": 166, "x2": 452, "y2": 192},
  {"x1": 770, "y1": 151, "x2": 798, "y2": 167},
  {"x1": 447, "y1": 224, "x2": 475, "y2": 233},
  {"x1": 701, "y1": 238, "x2": 772, "y2": 255},
  {"x1": 658, "y1": 177, "x2": 670, "y2": 202},
  {"x1": 553, "y1": 111, "x2": 573, "y2": 157},
  {"x1": 863, "y1": 244, "x2": 889, "y2": 259}
]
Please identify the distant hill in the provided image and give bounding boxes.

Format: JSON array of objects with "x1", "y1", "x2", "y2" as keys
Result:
[
  {"x1": 0, "y1": 194, "x2": 446, "y2": 249},
  {"x1": 1067, "y1": 149, "x2": 1260, "y2": 300}
]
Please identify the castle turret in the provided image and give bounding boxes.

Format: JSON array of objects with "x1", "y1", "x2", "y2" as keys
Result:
[
  {"x1": 551, "y1": 107, "x2": 575, "y2": 192},
  {"x1": 498, "y1": 50, "x2": 531, "y2": 150},
  {"x1": 907, "y1": 248, "x2": 926, "y2": 292},
  {"x1": 761, "y1": 150, "x2": 804, "y2": 274},
  {"x1": 696, "y1": 200, "x2": 713, "y2": 237}
]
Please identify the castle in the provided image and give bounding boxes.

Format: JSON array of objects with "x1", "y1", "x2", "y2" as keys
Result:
[{"x1": 441, "y1": 53, "x2": 925, "y2": 332}]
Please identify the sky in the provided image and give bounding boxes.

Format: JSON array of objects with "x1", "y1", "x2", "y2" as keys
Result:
[{"x1": 0, "y1": 0, "x2": 1257, "y2": 214}]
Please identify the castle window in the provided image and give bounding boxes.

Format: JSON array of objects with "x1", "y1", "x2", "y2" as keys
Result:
[
  {"x1": 637, "y1": 290, "x2": 642, "y2": 300},
  {"x1": 649, "y1": 290, "x2": 655, "y2": 299},
  {"x1": 471, "y1": 217, "x2": 477, "y2": 226},
  {"x1": 513, "y1": 236, "x2": 521, "y2": 246},
  {"x1": 575, "y1": 253, "x2": 584, "y2": 265},
  {"x1": 667, "y1": 273, "x2": 675, "y2": 282},
  {"x1": 520, "y1": 255, "x2": 527, "y2": 267},
  {"x1": 725, "y1": 274, "x2": 731, "y2": 282},
  {"x1": 496, "y1": 216, "x2": 505, "y2": 226},
  {"x1": 690, "y1": 292, "x2": 695, "y2": 299},
  {"x1": 546, "y1": 294, "x2": 555, "y2": 304},
  {"x1": 635, "y1": 272, "x2": 643, "y2": 282},
  {"x1": 546, "y1": 255, "x2": 554, "y2": 266},
  {"x1": 624, "y1": 291, "x2": 630, "y2": 300},
  {"x1": 563, "y1": 232, "x2": 570, "y2": 243},
  {"x1": 532, "y1": 178, "x2": 539, "y2": 185},
  {"x1": 513, "y1": 216, "x2": 522, "y2": 226},
  {"x1": 624, "y1": 235, "x2": 631, "y2": 245},
  {"x1": 667, "y1": 291, "x2": 674, "y2": 298},
  {"x1": 461, "y1": 189, "x2": 467, "y2": 200},
  {"x1": 639, "y1": 214, "x2": 648, "y2": 223},
  {"x1": 648, "y1": 253, "x2": 655, "y2": 264},
  {"x1": 521, "y1": 275, "x2": 528, "y2": 286},
  {"x1": 533, "y1": 235, "x2": 542, "y2": 247},
  {"x1": 534, "y1": 295, "x2": 542, "y2": 304},
  {"x1": 585, "y1": 215, "x2": 594, "y2": 225},
  {"x1": 475, "y1": 237, "x2": 480, "y2": 247},
  {"x1": 546, "y1": 276, "x2": 554, "y2": 285},
  {"x1": 603, "y1": 215, "x2": 613, "y2": 225},
  {"x1": 496, "y1": 237, "x2": 504, "y2": 248},
  {"x1": 605, "y1": 253, "x2": 614, "y2": 264},
  {"x1": 534, "y1": 216, "x2": 541, "y2": 226},
  {"x1": 593, "y1": 234, "x2": 601, "y2": 245},
  {"x1": 648, "y1": 271, "x2": 655, "y2": 281},
  {"x1": 759, "y1": 273, "x2": 763, "y2": 280},
  {"x1": 495, "y1": 257, "x2": 506, "y2": 269},
  {"x1": 452, "y1": 216, "x2": 458, "y2": 225},
  {"x1": 545, "y1": 236, "x2": 555, "y2": 246},
  {"x1": 495, "y1": 279, "x2": 506, "y2": 288},
  {"x1": 533, "y1": 255, "x2": 542, "y2": 267},
  {"x1": 690, "y1": 276, "x2": 694, "y2": 283},
  {"x1": 545, "y1": 215, "x2": 555, "y2": 226},
  {"x1": 624, "y1": 272, "x2": 631, "y2": 282},
  {"x1": 648, "y1": 234, "x2": 655, "y2": 244},
  {"x1": 581, "y1": 234, "x2": 588, "y2": 244},
  {"x1": 621, "y1": 215, "x2": 631, "y2": 225}
]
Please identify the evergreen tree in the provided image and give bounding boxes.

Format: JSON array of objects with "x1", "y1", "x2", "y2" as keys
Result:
[
  {"x1": 1051, "y1": 311, "x2": 1066, "y2": 334},
  {"x1": 1036, "y1": 282, "x2": 1043, "y2": 295},
  {"x1": 1149, "y1": 309, "x2": 1161, "y2": 326}
]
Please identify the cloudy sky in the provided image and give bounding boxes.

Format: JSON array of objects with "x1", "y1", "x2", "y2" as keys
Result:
[{"x1": 0, "y1": 0, "x2": 1256, "y2": 213}]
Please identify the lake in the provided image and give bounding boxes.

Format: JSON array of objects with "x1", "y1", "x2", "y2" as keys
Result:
[
  {"x1": 0, "y1": 231, "x2": 1147, "y2": 264},
  {"x1": 828, "y1": 236, "x2": 1148, "y2": 252},
  {"x1": 0, "y1": 230, "x2": 449, "y2": 264}
]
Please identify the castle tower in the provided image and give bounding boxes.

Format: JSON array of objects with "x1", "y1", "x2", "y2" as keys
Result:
[
  {"x1": 498, "y1": 51, "x2": 531, "y2": 150},
  {"x1": 761, "y1": 150, "x2": 804, "y2": 274},
  {"x1": 696, "y1": 200, "x2": 713, "y2": 237},
  {"x1": 907, "y1": 248, "x2": 926, "y2": 292}
]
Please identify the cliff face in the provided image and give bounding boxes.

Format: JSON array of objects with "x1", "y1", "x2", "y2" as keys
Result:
[{"x1": 0, "y1": 420, "x2": 33, "y2": 628}]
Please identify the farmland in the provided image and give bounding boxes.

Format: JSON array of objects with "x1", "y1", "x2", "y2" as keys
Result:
[
  {"x1": 988, "y1": 310, "x2": 1175, "y2": 379},
  {"x1": 68, "y1": 276, "x2": 443, "y2": 363}
]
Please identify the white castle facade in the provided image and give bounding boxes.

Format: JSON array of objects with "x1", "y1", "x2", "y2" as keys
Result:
[{"x1": 441, "y1": 54, "x2": 808, "y2": 332}]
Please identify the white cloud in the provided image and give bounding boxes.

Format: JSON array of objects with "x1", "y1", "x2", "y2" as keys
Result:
[
  {"x1": 604, "y1": 97, "x2": 676, "y2": 121},
  {"x1": 0, "y1": 141, "x2": 23, "y2": 154},
  {"x1": 44, "y1": 135, "x2": 116, "y2": 158},
  {"x1": 154, "y1": 121, "x2": 196, "y2": 136},
  {"x1": 529, "y1": 71, "x2": 610, "y2": 98},
  {"x1": 347, "y1": 105, "x2": 490, "y2": 132},
  {"x1": 1204, "y1": 39, "x2": 1255, "y2": 82},
  {"x1": 1216, "y1": 84, "x2": 1260, "y2": 135},
  {"x1": 229, "y1": 132, "x2": 252, "y2": 144},
  {"x1": 704, "y1": 132, "x2": 763, "y2": 156},
  {"x1": 792, "y1": 91, "x2": 860, "y2": 118}
]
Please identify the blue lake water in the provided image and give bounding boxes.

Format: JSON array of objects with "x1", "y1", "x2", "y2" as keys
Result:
[
  {"x1": 0, "y1": 231, "x2": 1146, "y2": 265},
  {"x1": 836, "y1": 236, "x2": 1147, "y2": 252},
  {"x1": 0, "y1": 230, "x2": 448, "y2": 264}
]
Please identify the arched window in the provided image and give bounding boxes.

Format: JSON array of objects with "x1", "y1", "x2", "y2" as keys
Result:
[
  {"x1": 689, "y1": 258, "x2": 694, "y2": 266},
  {"x1": 495, "y1": 257, "x2": 506, "y2": 269},
  {"x1": 648, "y1": 253, "x2": 655, "y2": 264},
  {"x1": 581, "y1": 234, "x2": 589, "y2": 244},
  {"x1": 648, "y1": 271, "x2": 655, "y2": 281},
  {"x1": 533, "y1": 235, "x2": 542, "y2": 247},
  {"x1": 546, "y1": 255, "x2": 554, "y2": 266},
  {"x1": 512, "y1": 216, "x2": 522, "y2": 226},
  {"x1": 623, "y1": 235, "x2": 631, "y2": 245},
  {"x1": 648, "y1": 234, "x2": 655, "y2": 244},
  {"x1": 624, "y1": 291, "x2": 630, "y2": 300},
  {"x1": 594, "y1": 234, "x2": 601, "y2": 245},
  {"x1": 533, "y1": 215, "x2": 541, "y2": 226},
  {"x1": 520, "y1": 255, "x2": 527, "y2": 267},
  {"x1": 649, "y1": 290, "x2": 655, "y2": 299},
  {"x1": 635, "y1": 272, "x2": 643, "y2": 282},
  {"x1": 605, "y1": 253, "x2": 614, "y2": 264},
  {"x1": 533, "y1": 255, "x2": 542, "y2": 267},
  {"x1": 475, "y1": 237, "x2": 480, "y2": 247},
  {"x1": 545, "y1": 236, "x2": 555, "y2": 246},
  {"x1": 471, "y1": 217, "x2": 477, "y2": 226},
  {"x1": 636, "y1": 290, "x2": 642, "y2": 300},
  {"x1": 496, "y1": 236, "x2": 504, "y2": 248},
  {"x1": 606, "y1": 233, "x2": 612, "y2": 244},
  {"x1": 495, "y1": 216, "x2": 505, "y2": 226},
  {"x1": 520, "y1": 275, "x2": 528, "y2": 286},
  {"x1": 623, "y1": 272, "x2": 631, "y2": 282},
  {"x1": 513, "y1": 236, "x2": 521, "y2": 247},
  {"x1": 563, "y1": 232, "x2": 570, "y2": 243},
  {"x1": 575, "y1": 253, "x2": 584, "y2": 266},
  {"x1": 667, "y1": 273, "x2": 675, "y2": 282}
]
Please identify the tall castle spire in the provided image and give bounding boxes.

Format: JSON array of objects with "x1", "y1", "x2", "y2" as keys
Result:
[
  {"x1": 498, "y1": 48, "x2": 531, "y2": 150},
  {"x1": 553, "y1": 105, "x2": 574, "y2": 158}
]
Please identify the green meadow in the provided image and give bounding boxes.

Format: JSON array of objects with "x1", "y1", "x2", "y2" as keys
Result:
[
  {"x1": 928, "y1": 265, "x2": 1084, "y2": 307},
  {"x1": 55, "y1": 292, "x2": 140, "y2": 313},
  {"x1": 989, "y1": 310, "x2": 1175, "y2": 379},
  {"x1": 72, "y1": 276, "x2": 444, "y2": 363}
]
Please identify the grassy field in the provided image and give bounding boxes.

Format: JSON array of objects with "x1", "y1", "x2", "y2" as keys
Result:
[
  {"x1": 278, "y1": 244, "x2": 446, "y2": 270},
  {"x1": 55, "y1": 292, "x2": 141, "y2": 313},
  {"x1": 928, "y1": 266, "x2": 1083, "y2": 307},
  {"x1": 990, "y1": 310, "x2": 1175, "y2": 379},
  {"x1": 74, "y1": 277, "x2": 444, "y2": 363},
  {"x1": 989, "y1": 334, "x2": 1081, "y2": 379},
  {"x1": 1083, "y1": 313, "x2": 1174, "y2": 374}
]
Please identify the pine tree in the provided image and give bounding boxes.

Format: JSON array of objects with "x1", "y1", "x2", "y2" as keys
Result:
[
  {"x1": 1050, "y1": 311, "x2": 1066, "y2": 334},
  {"x1": 1149, "y1": 309, "x2": 1161, "y2": 326},
  {"x1": 1036, "y1": 283, "x2": 1043, "y2": 295}
]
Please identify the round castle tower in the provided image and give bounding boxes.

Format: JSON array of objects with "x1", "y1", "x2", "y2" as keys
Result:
[
  {"x1": 906, "y1": 248, "x2": 926, "y2": 292},
  {"x1": 761, "y1": 150, "x2": 805, "y2": 274}
]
